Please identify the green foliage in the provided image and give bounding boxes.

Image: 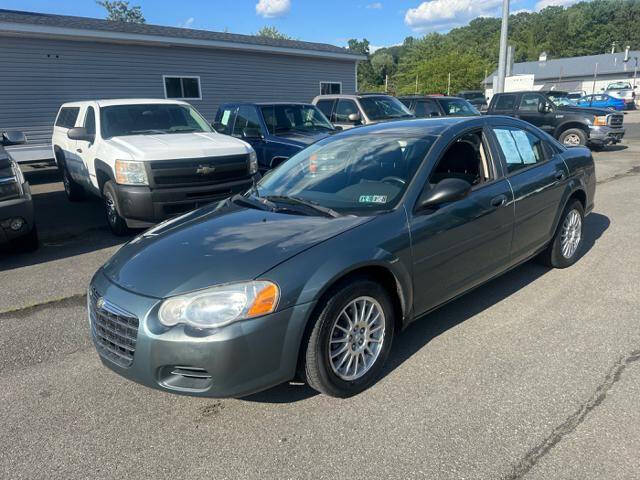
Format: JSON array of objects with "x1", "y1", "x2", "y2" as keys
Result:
[
  {"x1": 96, "y1": 1, "x2": 145, "y2": 23},
  {"x1": 357, "y1": 0, "x2": 640, "y2": 94},
  {"x1": 257, "y1": 26, "x2": 291, "y2": 40}
]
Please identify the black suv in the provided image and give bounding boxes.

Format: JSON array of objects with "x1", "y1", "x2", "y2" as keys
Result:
[
  {"x1": 0, "y1": 131, "x2": 37, "y2": 252},
  {"x1": 486, "y1": 91, "x2": 625, "y2": 148}
]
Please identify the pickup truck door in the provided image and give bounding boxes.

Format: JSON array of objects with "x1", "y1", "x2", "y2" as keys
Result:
[
  {"x1": 490, "y1": 124, "x2": 569, "y2": 265},
  {"x1": 73, "y1": 105, "x2": 99, "y2": 192},
  {"x1": 409, "y1": 127, "x2": 514, "y2": 315},
  {"x1": 515, "y1": 93, "x2": 555, "y2": 133}
]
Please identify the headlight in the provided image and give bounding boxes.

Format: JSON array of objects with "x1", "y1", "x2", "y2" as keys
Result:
[
  {"x1": 158, "y1": 281, "x2": 279, "y2": 329},
  {"x1": 593, "y1": 116, "x2": 608, "y2": 126},
  {"x1": 115, "y1": 159, "x2": 148, "y2": 185},
  {"x1": 249, "y1": 150, "x2": 258, "y2": 175},
  {"x1": 0, "y1": 179, "x2": 20, "y2": 200},
  {"x1": 11, "y1": 161, "x2": 25, "y2": 185}
]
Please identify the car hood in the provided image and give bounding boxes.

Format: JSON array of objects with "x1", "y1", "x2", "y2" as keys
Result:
[
  {"x1": 556, "y1": 104, "x2": 612, "y2": 116},
  {"x1": 102, "y1": 201, "x2": 372, "y2": 298},
  {"x1": 106, "y1": 132, "x2": 251, "y2": 160},
  {"x1": 274, "y1": 130, "x2": 332, "y2": 148}
]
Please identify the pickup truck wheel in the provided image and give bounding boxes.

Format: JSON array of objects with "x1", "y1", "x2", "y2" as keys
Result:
[
  {"x1": 103, "y1": 181, "x2": 131, "y2": 236},
  {"x1": 559, "y1": 128, "x2": 587, "y2": 147},
  {"x1": 61, "y1": 163, "x2": 84, "y2": 201},
  {"x1": 303, "y1": 279, "x2": 395, "y2": 397},
  {"x1": 538, "y1": 200, "x2": 584, "y2": 268}
]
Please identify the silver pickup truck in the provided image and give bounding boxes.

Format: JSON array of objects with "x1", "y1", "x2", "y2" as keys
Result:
[{"x1": 605, "y1": 82, "x2": 637, "y2": 110}]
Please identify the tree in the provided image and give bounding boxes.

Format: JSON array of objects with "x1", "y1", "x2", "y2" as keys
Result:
[
  {"x1": 347, "y1": 39, "x2": 370, "y2": 56},
  {"x1": 371, "y1": 52, "x2": 395, "y2": 82},
  {"x1": 256, "y1": 26, "x2": 291, "y2": 40},
  {"x1": 96, "y1": 1, "x2": 145, "y2": 23}
]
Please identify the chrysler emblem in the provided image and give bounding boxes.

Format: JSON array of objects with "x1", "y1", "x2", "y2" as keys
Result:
[
  {"x1": 196, "y1": 165, "x2": 216, "y2": 175},
  {"x1": 96, "y1": 297, "x2": 105, "y2": 310}
]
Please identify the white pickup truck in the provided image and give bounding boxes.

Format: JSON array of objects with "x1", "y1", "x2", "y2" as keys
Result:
[{"x1": 52, "y1": 99, "x2": 258, "y2": 235}]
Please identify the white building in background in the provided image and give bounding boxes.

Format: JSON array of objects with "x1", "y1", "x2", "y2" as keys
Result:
[{"x1": 484, "y1": 48, "x2": 639, "y2": 102}]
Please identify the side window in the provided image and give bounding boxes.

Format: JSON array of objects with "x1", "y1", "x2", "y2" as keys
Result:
[
  {"x1": 320, "y1": 82, "x2": 341, "y2": 95},
  {"x1": 215, "y1": 107, "x2": 236, "y2": 135},
  {"x1": 518, "y1": 93, "x2": 544, "y2": 112},
  {"x1": 494, "y1": 94, "x2": 516, "y2": 111},
  {"x1": 164, "y1": 76, "x2": 201, "y2": 100},
  {"x1": 232, "y1": 106, "x2": 262, "y2": 137},
  {"x1": 316, "y1": 99, "x2": 336, "y2": 119},
  {"x1": 334, "y1": 99, "x2": 359, "y2": 123},
  {"x1": 414, "y1": 100, "x2": 441, "y2": 117},
  {"x1": 493, "y1": 127, "x2": 548, "y2": 174},
  {"x1": 84, "y1": 107, "x2": 96, "y2": 136},
  {"x1": 429, "y1": 129, "x2": 492, "y2": 187},
  {"x1": 55, "y1": 107, "x2": 80, "y2": 128}
]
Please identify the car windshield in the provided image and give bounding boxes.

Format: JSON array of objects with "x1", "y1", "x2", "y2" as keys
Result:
[
  {"x1": 437, "y1": 98, "x2": 480, "y2": 116},
  {"x1": 254, "y1": 131, "x2": 436, "y2": 215},
  {"x1": 358, "y1": 96, "x2": 414, "y2": 121},
  {"x1": 260, "y1": 104, "x2": 334, "y2": 134},
  {"x1": 607, "y1": 82, "x2": 631, "y2": 90},
  {"x1": 100, "y1": 104, "x2": 212, "y2": 138}
]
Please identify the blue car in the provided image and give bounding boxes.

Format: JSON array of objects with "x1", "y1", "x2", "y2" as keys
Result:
[
  {"x1": 577, "y1": 94, "x2": 625, "y2": 111},
  {"x1": 213, "y1": 103, "x2": 336, "y2": 173}
]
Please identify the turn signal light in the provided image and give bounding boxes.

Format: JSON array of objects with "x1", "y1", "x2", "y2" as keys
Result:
[{"x1": 593, "y1": 116, "x2": 607, "y2": 126}]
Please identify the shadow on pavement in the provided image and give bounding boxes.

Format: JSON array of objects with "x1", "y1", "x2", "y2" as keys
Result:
[{"x1": 245, "y1": 212, "x2": 610, "y2": 404}]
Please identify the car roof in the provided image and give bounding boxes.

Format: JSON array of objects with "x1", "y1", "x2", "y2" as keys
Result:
[
  {"x1": 398, "y1": 95, "x2": 465, "y2": 100},
  {"x1": 222, "y1": 102, "x2": 315, "y2": 107},
  {"x1": 334, "y1": 116, "x2": 474, "y2": 137},
  {"x1": 313, "y1": 93, "x2": 396, "y2": 100},
  {"x1": 59, "y1": 98, "x2": 190, "y2": 108}
]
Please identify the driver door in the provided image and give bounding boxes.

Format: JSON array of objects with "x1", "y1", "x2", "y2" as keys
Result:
[
  {"x1": 409, "y1": 128, "x2": 514, "y2": 315},
  {"x1": 516, "y1": 93, "x2": 555, "y2": 133}
]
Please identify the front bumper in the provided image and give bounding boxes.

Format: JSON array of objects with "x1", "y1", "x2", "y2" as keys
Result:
[
  {"x1": 588, "y1": 125, "x2": 625, "y2": 145},
  {"x1": 0, "y1": 182, "x2": 34, "y2": 245},
  {"x1": 89, "y1": 270, "x2": 314, "y2": 398},
  {"x1": 115, "y1": 177, "x2": 254, "y2": 227}
]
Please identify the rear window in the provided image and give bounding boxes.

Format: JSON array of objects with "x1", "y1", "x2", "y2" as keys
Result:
[
  {"x1": 55, "y1": 107, "x2": 80, "y2": 128},
  {"x1": 493, "y1": 94, "x2": 516, "y2": 111}
]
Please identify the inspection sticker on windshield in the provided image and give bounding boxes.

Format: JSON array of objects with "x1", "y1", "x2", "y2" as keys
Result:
[{"x1": 359, "y1": 195, "x2": 387, "y2": 204}]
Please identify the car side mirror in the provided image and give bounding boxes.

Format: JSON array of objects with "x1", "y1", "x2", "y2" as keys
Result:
[
  {"x1": 67, "y1": 127, "x2": 95, "y2": 143},
  {"x1": 347, "y1": 112, "x2": 361, "y2": 124},
  {"x1": 416, "y1": 178, "x2": 471, "y2": 211},
  {"x1": 1, "y1": 130, "x2": 27, "y2": 146},
  {"x1": 242, "y1": 127, "x2": 263, "y2": 139}
]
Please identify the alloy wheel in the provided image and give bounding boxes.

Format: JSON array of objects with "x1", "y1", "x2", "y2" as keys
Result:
[
  {"x1": 563, "y1": 133, "x2": 581, "y2": 146},
  {"x1": 328, "y1": 296, "x2": 385, "y2": 381},
  {"x1": 560, "y1": 209, "x2": 582, "y2": 258},
  {"x1": 105, "y1": 192, "x2": 118, "y2": 226}
]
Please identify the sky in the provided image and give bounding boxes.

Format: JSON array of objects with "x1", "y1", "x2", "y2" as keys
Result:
[{"x1": 1, "y1": 0, "x2": 590, "y2": 50}]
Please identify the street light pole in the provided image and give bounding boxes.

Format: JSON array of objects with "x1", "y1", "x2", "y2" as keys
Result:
[{"x1": 496, "y1": 0, "x2": 510, "y2": 93}]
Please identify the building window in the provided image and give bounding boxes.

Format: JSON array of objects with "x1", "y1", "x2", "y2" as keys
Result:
[
  {"x1": 163, "y1": 76, "x2": 201, "y2": 100},
  {"x1": 320, "y1": 81, "x2": 342, "y2": 95}
]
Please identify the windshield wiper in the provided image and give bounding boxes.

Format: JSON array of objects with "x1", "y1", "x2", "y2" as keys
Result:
[
  {"x1": 168, "y1": 127, "x2": 199, "y2": 133},
  {"x1": 265, "y1": 195, "x2": 341, "y2": 218},
  {"x1": 230, "y1": 194, "x2": 275, "y2": 212},
  {"x1": 130, "y1": 129, "x2": 168, "y2": 135}
]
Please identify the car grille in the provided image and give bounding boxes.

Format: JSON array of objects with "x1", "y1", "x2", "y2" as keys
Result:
[
  {"x1": 608, "y1": 114, "x2": 624, "y2": 127},
  {"x1": 89, "y1": 287, "x2": 138, "y2": 368},
  {"x1": 148, "y1": 155, "x2": 250, "y2": 188}
]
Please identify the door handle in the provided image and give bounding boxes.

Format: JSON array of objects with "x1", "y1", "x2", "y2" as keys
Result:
[
  {"x1": 555, "y1": 171, "x2": 566, "y2": 180},
  {"x1": 490, "y1": 194, "x2": 507, "y2": 207},
  {"x1": 76, "y1": 148, "x2": 83, "y2": 153}
]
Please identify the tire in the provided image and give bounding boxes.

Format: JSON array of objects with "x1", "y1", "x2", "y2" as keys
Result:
[
  {"x1": 303, "y1": 278, "x2": 395, "y2": 397},
  {"x1": 102, "y1": 180, "x2": 131, "y2": 236},
  {"x1": 60, "y1": 160, "x2": 84, "y2": 202},
  {"x1": 538, "y1": 200, "x2": 584, "y2": 268},
  {"x1": 13, "y1": 225, "x2": 39, "y2": 253},
  {"x1": 558, "y1": 128, "x2": 587, "y2": 147}
]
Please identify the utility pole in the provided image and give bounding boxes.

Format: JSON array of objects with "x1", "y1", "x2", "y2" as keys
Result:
[
  {"x1": 415, "y1": 74, "x2": 418, "y2": 94},
  {"x1": 496, "y1": 0, "x2": 510, "y2": 94},
  {"x1": 385, "y1": 74, "x2": 388, "y2": 93},
  {"x1": 447, "y1": 72, "x2": 451, "y2": 96},
  {"x1": 590, "y1": 63, "x2": 598, "y2": 106}
]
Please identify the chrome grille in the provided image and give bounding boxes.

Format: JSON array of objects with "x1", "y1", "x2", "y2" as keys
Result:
[
  {"x1": 89, "y1": 287, "x2": 138, "y2": 368},
  {"x1": 608, "y1": 114, "x2": 624, "y2": 127}
]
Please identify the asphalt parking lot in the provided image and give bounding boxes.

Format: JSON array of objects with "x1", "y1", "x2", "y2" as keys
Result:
[{"x1": 2, "y1": 113, "x2": 640, "y2": 479}]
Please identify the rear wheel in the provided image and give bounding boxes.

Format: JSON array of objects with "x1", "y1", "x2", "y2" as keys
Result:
[
  {"x1": 559, "y1": 128, "x2": 587, "y2": 147},
  {"x1": 103, "y1": 181, "x2": 131, "y2": 236},
  {"x1": 303, "y1": 279, "x2": 395, "y2": 397},
  {"x1": 538, "y1": 200, "x2": 584, "y2": 268},
  {"x1": 61, "y1": 161, "x2": 84, "y2": 201}
]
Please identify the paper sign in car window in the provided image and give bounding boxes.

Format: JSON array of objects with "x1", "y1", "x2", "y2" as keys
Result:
[
  {"x1": 494, "y1": 129, "x2": 523, "y2": 165},
  {"x1": 511, "y1": 130, "x2": 537, "y2": 164},
  {"x1": 359, "y1": 195, "x2": 387, "y2": 204},
  {"x1": 221, "y1": 110, "x2": 231, "y2": 125}
]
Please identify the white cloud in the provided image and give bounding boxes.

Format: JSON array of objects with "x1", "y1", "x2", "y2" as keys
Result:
[
  {"x1": 535, "y1": 0, "x2": 584, "y2": 9},
  {"x1": 255, "y1": 0, "x2": 291, "y2": 18},
  {"x1": 404, "y1": 0, "x2": 503, "y2": 32},
  {"x1": 366, "y1": 2, "x2": 383, "y2": 9},
  {"x1": 177, "y1": 17, "x2": 195, "y2": 28}
]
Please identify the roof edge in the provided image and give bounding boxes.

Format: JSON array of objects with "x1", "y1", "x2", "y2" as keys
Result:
[{"x1": 0, "y1": 21, "x2": 367, "y2": 61}]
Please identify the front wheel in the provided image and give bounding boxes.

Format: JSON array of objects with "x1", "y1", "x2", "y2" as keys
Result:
[
  {"x1": 538, "y1": 200, "x2": 584, "y2": 268},
  {"x1": 103, "y1": 181, "x2": 131, "y2": 236},
  {"x1": 559, "y1": 128, "x2": 587, "y2": 147},
  {"x1": 303, "y1": 279, "x2": 395, "y2": 397}
]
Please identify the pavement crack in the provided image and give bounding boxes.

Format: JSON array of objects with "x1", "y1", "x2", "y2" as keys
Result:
[
  {"x1": 597, "y1": 165, "x2": 640, "y2": 185},
  {"x1": 504, "y1": 348, "x2": 640, "y2": 480},
  {"x1": 0, "y1": 293, "x2": 86, "y2": 319}
]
